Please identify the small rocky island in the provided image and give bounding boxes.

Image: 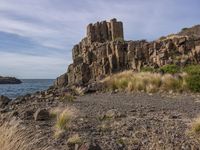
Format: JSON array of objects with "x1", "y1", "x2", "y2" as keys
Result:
[{"x1": 0, "y1": 76, "x2": 22, "y2": 84}]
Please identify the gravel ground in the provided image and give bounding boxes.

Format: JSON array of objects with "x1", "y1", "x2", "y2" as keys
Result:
[{"x1": 1, "y1": 91, "x2": 200, "y2": 150}]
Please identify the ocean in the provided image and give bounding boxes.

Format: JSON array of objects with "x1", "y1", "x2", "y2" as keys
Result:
[{"x1": 0, "y1": 79, "x2": 54, "y2": 99}]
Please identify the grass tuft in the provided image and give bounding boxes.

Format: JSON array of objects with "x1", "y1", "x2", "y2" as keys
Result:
[
  {"x1": 53, "y1": 107, "x2": 76, "y2": 138},
  {"x1": 67, "y1": 134, "x2": 82, "y2": 145},
  {"x1": 191, "y1": 117, "x2": 200, "y2": 134},
  {"x1": 61, "y1": 94, "x2": 75, "y2": 102}
]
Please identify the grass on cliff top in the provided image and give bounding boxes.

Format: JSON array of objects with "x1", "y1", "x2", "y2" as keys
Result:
[
  {"x1": 102, "y1": 71, "x2": 187, "y2": 93},
  {"x1": 103, "y1": 64, "x2": 200, "y2": 93}
]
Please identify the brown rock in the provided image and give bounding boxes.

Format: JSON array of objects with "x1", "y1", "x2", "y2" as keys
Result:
[
  {"x1": 0, "y1": 95, "x2": 11, "y2": 108},
  {"x1": 34, "y1": 109, "x2": 50, "y2": 121}
]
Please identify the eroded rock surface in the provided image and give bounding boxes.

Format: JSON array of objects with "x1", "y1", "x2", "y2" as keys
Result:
[
  {"x1": 0, "y1": 95, "x2": 11, "y2": 108},
  {"x1": 55, "y1": 19, "x2": 200, "y2": 87}
]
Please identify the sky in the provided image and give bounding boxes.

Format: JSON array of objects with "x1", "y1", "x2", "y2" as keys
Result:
[{"x1": 0, "y1": 0, "x2": 199, "y2": 79}]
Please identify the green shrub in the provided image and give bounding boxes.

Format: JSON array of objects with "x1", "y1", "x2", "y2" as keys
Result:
[
  {"x1": 160, "y1": 64, "x2": 180, "y2": 74},
  {"x1": 186, "y1": 75, "x2": 200, "y2": 92},
  {"x1": 141, "y1": 67, "x2": 155, "y2": 72},
  {"x1": 183, "y1": 65, "x2": 200, "y2": 75},
  {"x1": 61, "y1": 94, "x2": 75, "y2": 102},
  {"x1": 183, "y1": 65, "x2": 200, "y2": 92}
]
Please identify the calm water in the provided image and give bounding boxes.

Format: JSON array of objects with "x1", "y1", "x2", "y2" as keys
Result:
[{"x1": 0, "y1": 79, "x2": 54, "y2": 99}]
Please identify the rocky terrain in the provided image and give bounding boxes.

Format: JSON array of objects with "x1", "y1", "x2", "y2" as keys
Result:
[
  {"x1": 55, "y1": 18, "x2": 200, "y2": 87},
  {"x1": 0, "y1": 76, "x2": 22, "y2": 84},
  {"x1": 0, "y1": 88, "x2": 200, "y2": 150},
  {"x1": 0, "y1": 19, "x2": 200, "y2": 150}
]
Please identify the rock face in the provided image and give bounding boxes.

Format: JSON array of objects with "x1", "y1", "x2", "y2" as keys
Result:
[
  {"x1": 55, "y1": 19, "x2": 200, "y2": 87},
  {"x1": 0, "y1": 76, "x2": 22, "y2": 84}
]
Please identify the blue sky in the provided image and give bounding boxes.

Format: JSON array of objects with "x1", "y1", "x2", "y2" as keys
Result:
[{"x1": 0, "y1": 0, "x2": 199, "y2": 79}]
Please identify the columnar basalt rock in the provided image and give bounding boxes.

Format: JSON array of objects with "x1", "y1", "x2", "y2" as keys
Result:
[
  {"x1": 87, "y1": 18, "x2": 124, "y2": 44},
  {"x1": 54, "y1": 19, "x2": 200, "y2": 87}
]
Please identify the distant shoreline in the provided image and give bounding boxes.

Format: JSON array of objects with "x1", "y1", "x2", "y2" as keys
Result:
[{"x1": 0, "y1": 76, "x2": 22, "y2": 84}]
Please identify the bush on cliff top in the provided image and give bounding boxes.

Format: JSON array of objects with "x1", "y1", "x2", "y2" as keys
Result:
[
  {"x1": 184, "y1": 65, "x2": 200, "y2": 92},
  {"x1": 160, "y1": 64, "x2": 181, "y2": 74},
  {"x1": 103, "y1": 64, "x2": 200, "y2": 93},
  {"x1": 183, "y1": 65, "x2": 200, "y2": 75}
]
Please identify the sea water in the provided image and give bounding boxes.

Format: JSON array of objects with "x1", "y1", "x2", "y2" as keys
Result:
[{"x1": 0, "y1": 79, "x2": 54, "y2": 99}]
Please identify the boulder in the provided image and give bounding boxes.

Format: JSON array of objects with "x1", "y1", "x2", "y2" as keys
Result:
[
  {"x1": 0, "y1": 95, "x2": 11, "y2": 108},
  {"x1": 34, "y1": 109, "x2": 50, "y2": 121},
  {"x1": 54, "y1": 73, "x2": 68, "y2": 87},
  {"x1": 104, "y1": 109, "x2": 123, "y2": 119},
  {"x1": 79, "y1": 141, "x2": 102, "y2": 150}
]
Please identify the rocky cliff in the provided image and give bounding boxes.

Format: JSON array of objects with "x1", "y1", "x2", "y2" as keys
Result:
[{"x1": 55, "y1": 19, "x2": 200, "y2": 87}]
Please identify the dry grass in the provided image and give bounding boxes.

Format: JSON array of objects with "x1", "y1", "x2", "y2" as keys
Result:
[
  {"x1": 102, "y1": 71, "x2": 187, "y2": 93},
  {"x1": 73, "y1": 86, "x2": 85, "y2": 96},
  {"x1": 191, "y1": 117, "x2": 200, "y2": 134},
  {"x1": 53, "y1": 107, "x2": 77, "y2": 138},
  {"x1": 0, "y1": 119, "x2": 51, "y2": 150},
  {"x1": 67, "y1": 134, "x2": 82, "y2": 145},
  {"x1": 61, "y1": 94, "x2": 75, "y2": 102}
]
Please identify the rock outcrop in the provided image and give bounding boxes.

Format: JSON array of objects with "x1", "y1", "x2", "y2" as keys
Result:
[
  {"x1": 0, "y1": 76, "x2": 22, "y2": 84},
  {"x1": 55, "y1": 19, "x2": 200, "y2": 87}
]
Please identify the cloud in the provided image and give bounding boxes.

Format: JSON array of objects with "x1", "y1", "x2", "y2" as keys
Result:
[
  {"x1": 0, "y1": 0, "x2": 199, "y2": 78},
  {"x1": 0, "y1": 51, "x2": 69, "y2": 79},
  {"x1": 1, "y1": 0, "x2": 199, "y2": 47}
]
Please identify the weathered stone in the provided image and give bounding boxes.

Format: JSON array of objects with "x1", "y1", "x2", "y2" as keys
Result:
[
  {"x1": 54, "y1": 73, "x2": 68, "y2": 87},
  {"x1": 0, "y1": 95, "x2": 11, "y2": 108},
  {"x1": 23, "y1": 110, "x2": 34, "y2": 120},
  {"x1": 104, "y1": 109, "x2": 122, "y2": 119},
  {"x1": 34, "y1": 109, "x2": 50, "y2": 121},
  {"x1": 79, "y1": 141, "x2": 102, "y2": 150}
]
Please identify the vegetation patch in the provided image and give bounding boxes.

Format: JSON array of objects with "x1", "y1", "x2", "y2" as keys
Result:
[
  {"x1": 184, "y1": 65, "x2": 200, "y2": 92},
  {"x1": 67, "y1": 134, "x2": 82, "y2": 145},
  {"x1": 53, "y1": 107, "x2": 77, "y2": 138},
  {"x1": 102, "y1": 71, "x2": 186, "y2": 93},
  {"x1": 160, "y1": 64, "x2": 181, "y2": 74},
  {"x1": 61, "y1": 94, "x2": 75, "y2": 102},
  {"x1": 103, "y1": 64, "x2": 200, "y2": 93},
  {"x1": 141, "y1": 66, "x2": 155, "y2": 73},
  {"x1": 183, "y1": 65, "x2": 200, "y2": 75},
  {"x1": 191, "y1": 117, "x2": 200, "y2": 134}
]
